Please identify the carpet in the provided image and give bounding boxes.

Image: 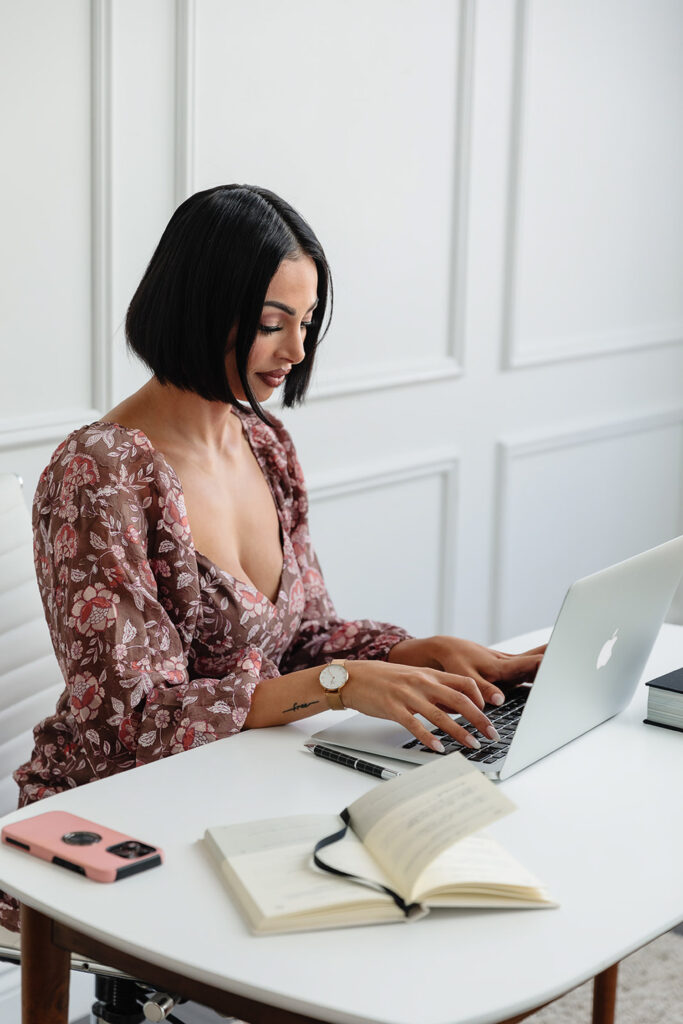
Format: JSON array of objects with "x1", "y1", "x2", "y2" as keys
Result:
[{"x1": 525, "y1": 929, "x2": 683, "y2": 1024}]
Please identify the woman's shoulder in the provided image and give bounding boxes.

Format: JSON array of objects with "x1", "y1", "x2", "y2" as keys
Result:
[{"x1": 34, "y1": 420, "x2": 175, "y2": 509}]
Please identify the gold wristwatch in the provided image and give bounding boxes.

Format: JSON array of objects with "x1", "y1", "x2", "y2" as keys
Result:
[{"x1": 319, "y1": 659, "x2": 349, "y2": 710}]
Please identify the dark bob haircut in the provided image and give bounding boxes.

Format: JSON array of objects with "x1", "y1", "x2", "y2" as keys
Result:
[{"x1": 125, "y1": 184, "x2": 332, "y2": 423}]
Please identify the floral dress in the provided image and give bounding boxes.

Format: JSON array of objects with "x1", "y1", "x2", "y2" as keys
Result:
[{"x1": 0, "y1": 407, "x2": 409, "y2": 930}]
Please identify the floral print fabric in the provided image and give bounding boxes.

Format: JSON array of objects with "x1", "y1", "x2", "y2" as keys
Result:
[{"x1": 0, "y1": 407, "x2": 409, "y2": 929}]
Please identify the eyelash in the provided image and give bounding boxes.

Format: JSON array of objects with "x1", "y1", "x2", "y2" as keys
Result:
[{"x1": 258, "y1": 322, "x2": 313, "y2": 335}]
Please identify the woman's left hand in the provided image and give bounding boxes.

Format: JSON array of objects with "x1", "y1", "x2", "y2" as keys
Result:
[{"x1": 388, "y1": 636, "x2": 546, "y2": 708}]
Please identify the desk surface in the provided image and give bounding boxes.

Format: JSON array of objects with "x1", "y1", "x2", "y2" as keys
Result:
[{"x1": 0, "y1": 626, "x2": 681, "y2": 1024}]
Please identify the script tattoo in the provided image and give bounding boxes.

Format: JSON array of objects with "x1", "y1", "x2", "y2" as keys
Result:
[{"x1": 282, "y1": 699, "x2": 320, "y2": 714}]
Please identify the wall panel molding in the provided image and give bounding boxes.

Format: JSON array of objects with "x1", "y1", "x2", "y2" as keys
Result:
[
  {"x1": 186, "y1": 0, "x2": 473, "y2": 400},
  {"x1": 491, "y1": 407, "x2": 683, "y2": 639},
  {"x1": 497, "y1": 407, "x2": 683, "y2": 461},
  {"x1": 506, "y1": 322, "x2": 683, "y2": 371},
  {"x1": 310, "y1": 358, "x2": 462, "y2": 400},
  {"x1": 309, "y1": 0, "x2": 474, "y2": 400},
  {"x1": 500, "y1": 0, "x2": 683, "y2": 371},
  {"x1": 447, "y1": 0, "x2": 475, "y2": 377},
  {"x1": 174, "y1": 0, "x2": 196, "y2": 205},
  {"x1": 498, "y1": 0, "x2": 525, "y2": 373},
  {"x1": 0, "y1": 409, "x2": 101, "y2": 453},
  {"x1": 90, "y1": 0, "x2": 113, "y2": 412},
  {"x1": 309, "y1": 450, "x2": 459, "y2": 633}
]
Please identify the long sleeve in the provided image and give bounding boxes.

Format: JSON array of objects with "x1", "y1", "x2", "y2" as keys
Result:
[
  {"x1": 19, "y1": 428, "x2": 269, "y2": 804},
  {"x1": 268, "y1": 419, "x2": 412, "y2": 674},
  {"x1": 279, "y1": 538, "x2": 411, "y2": 672}
]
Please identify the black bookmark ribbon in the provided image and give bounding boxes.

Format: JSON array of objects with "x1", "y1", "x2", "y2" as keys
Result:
[{"x1": 313, "y1": 807, "x2": 422, "y2": 918}]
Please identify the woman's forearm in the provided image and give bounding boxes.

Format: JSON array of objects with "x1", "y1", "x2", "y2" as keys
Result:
[
  {"x1": 244, "y1": 664, "x2": 331, "y2": 728},
  {"x1": 245, "y1": 654, "x2": 502, "y2": 752},
  {"x1": 246, "y1": 639, "x2": 447, "y2": 729},
  {"x1": 386, "y1": 635, "x2": 444, "y2": 669},
  {"x1": 246, "y1": 640, "x2": 443, "y2": 729}
]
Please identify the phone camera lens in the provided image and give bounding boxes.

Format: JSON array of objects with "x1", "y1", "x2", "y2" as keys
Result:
[
  {"x1": 107, "y1": 839, "x2": 155, "y2": 860},
  {"x1": 62, "y1": 831, "x2": 102, "y2": 846}
]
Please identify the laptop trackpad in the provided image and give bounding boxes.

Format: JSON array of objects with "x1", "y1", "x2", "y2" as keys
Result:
[{"x1": 312, "y1": 714, "x2": 444, "y2": 766}]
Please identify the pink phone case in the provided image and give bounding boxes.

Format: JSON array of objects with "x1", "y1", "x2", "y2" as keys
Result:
[{"x1": 1, "y1": 810, "x2": 163, "y2": 882}]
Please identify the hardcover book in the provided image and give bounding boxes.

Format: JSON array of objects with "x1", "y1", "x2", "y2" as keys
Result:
[{"x1": 644, "y1": 666, "x2": 683, "y2": 732}]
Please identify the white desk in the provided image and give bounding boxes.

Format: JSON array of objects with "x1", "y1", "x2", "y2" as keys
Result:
[{"x1": 0, "y1": 626, "x2": 681, "y2": 1024}]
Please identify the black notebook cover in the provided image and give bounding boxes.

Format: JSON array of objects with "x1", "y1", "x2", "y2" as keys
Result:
[{"x1": 644, "y1": 667, "x2": 683, "y2": 694}]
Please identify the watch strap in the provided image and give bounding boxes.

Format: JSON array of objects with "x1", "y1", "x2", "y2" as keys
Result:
[{"x1": 325, "y1": 689, "x2": 346, "y2": 711}]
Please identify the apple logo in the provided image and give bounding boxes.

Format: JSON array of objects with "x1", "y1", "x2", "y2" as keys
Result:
[{"x1": 597, "y1": 628, "x2": 619, "y2": 670}]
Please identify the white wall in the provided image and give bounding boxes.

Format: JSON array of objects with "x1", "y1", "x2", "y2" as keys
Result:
[{"x1": 1, "y1": 0, "x2": 682, "y2": 1017}]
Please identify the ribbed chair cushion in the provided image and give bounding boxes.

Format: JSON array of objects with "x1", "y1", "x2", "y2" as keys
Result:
[
  {"x1": 0, "y1": 475, "x2": 64, "y2": 817},
  {"x1": 0, "y1": 479, "x2": 148, "y2": 989}
]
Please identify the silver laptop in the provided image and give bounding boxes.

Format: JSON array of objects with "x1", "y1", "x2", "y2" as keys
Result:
[{"x1": 312, "y1": 535, "x2": 683, "y2": 781}]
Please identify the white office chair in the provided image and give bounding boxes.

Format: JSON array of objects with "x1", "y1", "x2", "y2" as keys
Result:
[
  {"x1": 0, "y1": 472, "x2": 66, "y2": 819},
  {"x1": 0, "y1": 473, "x2": 185, "y2": 1023},
  {"x1": 0, "y1": 471, "x2": 66, "y2": 958}
]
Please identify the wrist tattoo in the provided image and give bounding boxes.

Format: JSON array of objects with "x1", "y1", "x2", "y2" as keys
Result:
[{"x1": 282, "y1": 699, "x2": 320, "y2": 714}]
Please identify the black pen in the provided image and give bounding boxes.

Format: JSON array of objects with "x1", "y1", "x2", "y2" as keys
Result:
[{"x1": 303, "y1": 742, "x2": 401, "y2": 780}]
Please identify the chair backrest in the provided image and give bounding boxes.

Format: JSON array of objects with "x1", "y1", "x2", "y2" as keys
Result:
[{"x1": 0, "y1": 474, "x2": 64, "y2": 815}]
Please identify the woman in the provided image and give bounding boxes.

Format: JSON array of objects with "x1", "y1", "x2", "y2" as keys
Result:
[{"x1": 0, "y1": 185, "x2": 542, "y2": 928}]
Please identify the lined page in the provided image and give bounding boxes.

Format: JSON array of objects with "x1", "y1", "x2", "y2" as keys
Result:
[
  {"x1": 226, "y1": 842, "x2": 393, "y2": 919},
  {"x1": 416, "y1": 832, "x2": 554, "y2": 904},
  {"x1": 346, "y1": 754, "x2": 515, "y2": 897},
  {"x1": 205, "y1": 815, "x2": 400, "y2": 927},
  {"x1": 205, "y1": 814, "x2": 337, "y2": 857}
]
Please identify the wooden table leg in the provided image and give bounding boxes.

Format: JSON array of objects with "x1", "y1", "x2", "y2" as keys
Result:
[
  {"x1": 592, "y1": 962, "x2": 619, "y2": 1024},
  {"x1": 20, "y1": 904, "x2": 70, "y2": 1024}
]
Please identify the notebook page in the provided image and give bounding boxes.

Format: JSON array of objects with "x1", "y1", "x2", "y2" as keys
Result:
[
  {"x1": 415, "y1": 832, "x2": 551, "y2": 904},
  {"x1": 206, "y1": 815, "x2": 398, "y2": 923},
  {"x1": 312, "y1": 819, "x2": 401, "y2": 890},
  {"x1": 226, "y1": 841, "x2": 395, "y2": 920},
  {"x1": 206, "y1": 814, "x2": 337, "y2": 856},
  {"x1": 346, "y1": 754, "x2": 515, "y2": 897}
]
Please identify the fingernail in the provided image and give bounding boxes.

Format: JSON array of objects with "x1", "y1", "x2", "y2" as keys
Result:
[
  {"x1": 490, "y1": 693, "x2": 505, "y2": 706},
  {"x1": 464, "y1": 734, "x2": 481, "y2": 750},
  {"x1": 432, "y1": 739, "x2": 446, "y2": 753},
  {"x1": 486, "y1": 726, "x2": 500, "y2": 741}
]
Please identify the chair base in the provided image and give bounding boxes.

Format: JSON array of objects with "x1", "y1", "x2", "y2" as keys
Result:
[{"x1": 92, "y1": 975, "x2": 147, "y2": 1024}]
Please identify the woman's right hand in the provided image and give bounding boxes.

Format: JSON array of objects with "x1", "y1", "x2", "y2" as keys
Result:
[{"x1": 340, "y1": 660, "x2": 500, "y2": 753}]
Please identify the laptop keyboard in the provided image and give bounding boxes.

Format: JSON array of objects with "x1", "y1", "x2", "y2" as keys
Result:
[{"x1": 402, "y1": 688, "x2": 530, "y2": 763}]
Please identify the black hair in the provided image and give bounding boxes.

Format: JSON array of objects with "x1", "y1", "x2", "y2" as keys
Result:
[{"x1": 125, "y1": 184, "x2": 332, "y2": 422}]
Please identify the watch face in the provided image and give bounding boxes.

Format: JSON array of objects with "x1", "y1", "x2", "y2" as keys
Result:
[{"x1": 320, "y1": 663, "x2": 348, "y2": 691}]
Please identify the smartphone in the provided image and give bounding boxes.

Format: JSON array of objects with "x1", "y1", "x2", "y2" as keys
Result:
[{"x1": 1, "y1": 810, "x2": 163, "y2": 882}]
